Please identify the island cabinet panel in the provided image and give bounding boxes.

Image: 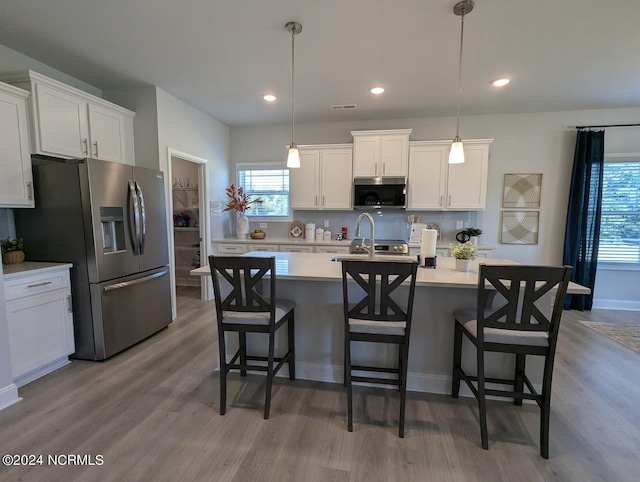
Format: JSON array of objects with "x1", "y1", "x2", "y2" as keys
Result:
[
  {"x1": 352, "y1": 129, "x2": 412, "y2": 178},
  {"x1": 4, "y1": 265, "x2": 74, "y2": 387},
  {"x1": 407, "y1": 139, "x2": 493, "y2": 211},
  {"x1": 0, "y1": 70, "x2": 135, "y2": 165},
  {"x1": 290, "y1": 144, "x2": 353, "y2": 210},
  {"x1": 0, "y1": 82, "x2": 34, "y2": 208}
]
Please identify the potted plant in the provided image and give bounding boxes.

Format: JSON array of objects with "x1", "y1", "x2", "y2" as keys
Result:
[
  {"x1": 1, "y1": 237, "x2": 25, "y2": 265},
  {"x1": 449, "y1": 241, "x2": 478, "y2": 272},
  {"x1": 223, "y1": 184, "x2": 263, "y2": 239}
]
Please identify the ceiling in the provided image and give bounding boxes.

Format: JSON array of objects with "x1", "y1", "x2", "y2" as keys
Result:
[{"x1": 0, "y1": 0, "x2": 638, "y2": 127}]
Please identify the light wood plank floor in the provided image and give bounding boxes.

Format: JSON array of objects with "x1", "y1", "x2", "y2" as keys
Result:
[{"x1": 1, "y1": 287, "x2": 639, "y2": 481}]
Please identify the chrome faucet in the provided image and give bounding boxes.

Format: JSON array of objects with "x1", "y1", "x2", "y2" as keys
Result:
[{"x1": 355, "y1": 212, "x2": 375, "y2": 260}]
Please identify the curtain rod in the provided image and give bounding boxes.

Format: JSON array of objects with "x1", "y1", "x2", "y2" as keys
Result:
[{"x1": 576, "y1": 123, "x2": 640, "y2": 129}]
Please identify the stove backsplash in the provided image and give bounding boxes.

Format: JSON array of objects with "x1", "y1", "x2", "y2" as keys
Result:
[{"x1": 248, "y1": 210, "x2": 480, "y2": 243}]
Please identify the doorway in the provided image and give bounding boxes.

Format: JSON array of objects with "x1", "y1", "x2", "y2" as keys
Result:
[{"x1": 167, "y1": 149, "x2": 210, "y2": 319}]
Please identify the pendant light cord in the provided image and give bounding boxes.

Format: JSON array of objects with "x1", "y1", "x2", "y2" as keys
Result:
[
  {"x1": 291, "y1": 25, "x2": 296, "y2": 146},
  {"x1": 454, "y1": 11, "x2": 465, "y2": 141}
]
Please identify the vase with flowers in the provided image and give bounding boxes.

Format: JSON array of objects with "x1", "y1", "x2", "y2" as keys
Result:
[{"x1": 223, "y1": 184, "x2": 263, "y2": 239}]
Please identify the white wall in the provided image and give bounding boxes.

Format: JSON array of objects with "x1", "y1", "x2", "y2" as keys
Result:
[
  {"x1": 230, "y1": 107, "x2": 640, "y2": 309},
  {"x1": 0, "y1": 43, "x2": 101, "y2": 96}
]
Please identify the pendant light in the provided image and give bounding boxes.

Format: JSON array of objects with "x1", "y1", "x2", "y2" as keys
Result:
[
  {"x1": 449, "y1": 1, "x2": 474, "y2": 164},
  {"x1": 286, "y1": 21, "x2": 302, "y2": 168}
]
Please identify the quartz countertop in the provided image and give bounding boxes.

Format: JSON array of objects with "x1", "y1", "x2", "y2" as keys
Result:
[
  {"x1": 191, "y1": 251, "x2": 589, "y2": 294},
  {"x1": 212, "y1": 237, "x2": 352, "y2": 246},
  {"x1": 3, "y1": 261, "x2": 73, "y2": 279}
]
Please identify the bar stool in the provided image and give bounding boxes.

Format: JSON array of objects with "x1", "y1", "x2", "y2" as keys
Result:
[
  {"x1": 208, "y1": 255, "x2": 295, "y2": 419},
  {"x1": 341, "y1": 259, "x2": 418, "y2": 437},
  {"x1": 451, "y1": 264, "x2": 572, "y2": 458}
]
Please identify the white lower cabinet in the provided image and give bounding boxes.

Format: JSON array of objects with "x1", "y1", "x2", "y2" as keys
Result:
[
  {"x1": 315, "y1": 246, "x2": 350, "y2": 254},
  {"x1": 279, "y1": 245, "x2": 315, "y2": 253},
  {"x1": 5, "y1": 265, "x2": 74, "y2": 387}
]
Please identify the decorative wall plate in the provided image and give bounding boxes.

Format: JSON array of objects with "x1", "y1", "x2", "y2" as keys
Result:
[{"x1": 289, "y1": 220, "x2": 304, "y2": 239}]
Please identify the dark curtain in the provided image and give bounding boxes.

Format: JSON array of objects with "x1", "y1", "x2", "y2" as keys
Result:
[{"x1": 562, "y1": 129, "x2": 605, "y2": 310}]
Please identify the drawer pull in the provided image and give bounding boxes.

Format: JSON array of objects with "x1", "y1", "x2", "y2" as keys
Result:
[
  {"x1": 67, "y1": 294, "x2": 73, "y2": 312},
  {"x1": 27, "y1": 281, "x2": 53, "y2": 288}
]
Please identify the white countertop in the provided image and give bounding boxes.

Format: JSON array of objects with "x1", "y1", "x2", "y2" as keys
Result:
[
  {"x1": 191, "y1": 251, "x2": 589, "y2": 294},
  {"x1": 3, "y1": 261, "x2": 73, "y2": 279},
  {"x1": 212, "y1": 237, "x2": 352, "y2": 246}
]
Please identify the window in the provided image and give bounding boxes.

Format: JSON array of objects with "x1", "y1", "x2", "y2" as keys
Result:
[
  {"x1": 237, "y1": 164, "x2": 290, "y2": 219},
  {"x1": 598, "y1": 159, "x2": 640, "y2": 264}
]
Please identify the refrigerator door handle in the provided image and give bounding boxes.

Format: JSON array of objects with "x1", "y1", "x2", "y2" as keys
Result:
[
  {"x1": 128, "y1": 180, "x2": 140, "y2": 255},
  {"x1": 103, "y1": 269, "x2": 169, "y2": 292},
  {"x1": 136, "y1": 181, "x2": 146, "y2": 255}
]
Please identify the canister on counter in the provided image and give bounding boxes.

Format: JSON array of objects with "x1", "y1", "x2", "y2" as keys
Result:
[
  {"x1": 341, "y1": 227, "x2": 348, "y2": 239},
  {"x1": 323, "y1": 230, "x2": 331, "y2": 240}
]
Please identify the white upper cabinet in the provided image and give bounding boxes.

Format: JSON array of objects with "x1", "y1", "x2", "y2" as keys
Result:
[
  {"x1": 0, "y1": 82, "x2": 34, "y2": 208},
  {"x1": 351, "y1": 129, "x2": 412, "y2": 178},
  {"x1": 290, "y1": 144, "x2": 353, "y2": 210},
  {"x1": 0, "y1": 71, "x2": 135, "y2": 165},
  {"x1": 407, "y1": 139, "x2": 493, "y2": 211}
]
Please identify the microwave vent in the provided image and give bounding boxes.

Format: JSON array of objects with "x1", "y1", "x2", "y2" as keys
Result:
[{"x1": 330, "y1": 104, "x2": 357, "y2": 111}]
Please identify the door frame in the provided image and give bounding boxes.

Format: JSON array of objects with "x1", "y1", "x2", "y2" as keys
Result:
[{"x1": 166, "y1": 148, "x2": 211, "y2": 320}]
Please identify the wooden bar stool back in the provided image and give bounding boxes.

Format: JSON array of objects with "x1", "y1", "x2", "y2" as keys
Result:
[
  {"x1": 341, "y1": 259, "x2": 418, "y2": 437},
  {"x1": 208, "y1": 255, "x2": 295, "y2": 419},
  {"x1": 451, "y1": 264, "x2": 572, "y2": 458}
]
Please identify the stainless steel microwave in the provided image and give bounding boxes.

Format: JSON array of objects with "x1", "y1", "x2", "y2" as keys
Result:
[{"x1": 353, "y1": 177, "x2": 406, "y2": 209}]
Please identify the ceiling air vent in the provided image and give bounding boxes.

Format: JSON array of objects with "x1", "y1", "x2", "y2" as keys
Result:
[{"x1": 330, "y1": 104, "x2": 357, "y2": 111}]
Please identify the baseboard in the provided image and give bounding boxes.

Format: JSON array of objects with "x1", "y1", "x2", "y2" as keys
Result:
[
  {"x1": 13, "y1": 358, "x2": 70, "y2": 388},
  {"x1": 592, "y1": 299, "x2": 640, "y2": 311},
  {"x1": 0, "y1": 383, "x2": 21, "y2": 411}
]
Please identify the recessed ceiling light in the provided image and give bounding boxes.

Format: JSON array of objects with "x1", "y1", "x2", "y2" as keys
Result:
[
  {"x1": 263, "y1": 94, "x2": 277, "y2": 102},
  {"x1": 370, "y1": 87, "x2": 385, "y2": 95},
  {"x1": 492, "y1": 78, "x2": 510, "y2": 87}
]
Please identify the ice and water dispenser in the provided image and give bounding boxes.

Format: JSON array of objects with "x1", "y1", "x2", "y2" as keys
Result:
[{"x1": 100, "y1": 207, "x2": 126, "y2": 252}]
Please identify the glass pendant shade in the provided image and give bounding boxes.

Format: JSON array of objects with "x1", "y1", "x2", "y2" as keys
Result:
[
  {"x1": 287, "y1": 144, "x2": 300, "y2": 168},
  {"x1": 448, "y1": 140, "x2": 465, "y2": 164}
]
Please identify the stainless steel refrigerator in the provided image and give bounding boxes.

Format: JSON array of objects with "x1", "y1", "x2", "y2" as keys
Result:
[{"x1": 15, "y1": 157, "x2": 172, "y2": 360}]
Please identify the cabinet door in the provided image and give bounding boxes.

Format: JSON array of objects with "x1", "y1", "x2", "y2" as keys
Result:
[
  {"x1": 7, "y1": 290, "x2": 74, "y2": 379},
  {"x1": 321, "y1": 148, "x2": 353, "y2": 209},
  {"x1": 0, "y1": 88, "x2": 34, "y2": 207},
  {"x1": 446, "y1": 143, "x2": 489, "y2": 210},
  {"x1": 33, "y1": 83, "x2": 89, "y2": 158},
  {"x1": 88, "y1": 103, "x2": 127, "y2": 164},
  {"x1": 290, "y1": 149, "x2": 320, "y2": 209},
  {"x1": 353, "y1": 136, "x2": 379, "y2": 177},
  {"x1": 407, "y1": 144, "x2": 447, "y2": 210},
  {"x1": 381, "y1": 135, "x2": 408, "y2": 177}
]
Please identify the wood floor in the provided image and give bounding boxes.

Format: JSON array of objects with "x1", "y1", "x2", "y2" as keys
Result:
[{"x1": 1, "y1": 287, "x2": 639, "y2": 481}]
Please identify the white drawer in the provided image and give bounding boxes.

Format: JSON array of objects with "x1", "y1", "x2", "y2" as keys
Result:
[
  {"x1": 216, "y1": 243, "x2": 247, "y2": 255},
  {"x1": 248, "y1": 244, "x2": 279, "y2": 252},
  {"x1": 315, "y1": 246, "x2": 350, "y2": 254},
  {"x1": 279, "y1": 245, "x2": 315, "y2": 253},
  {"x1": 5, "y1": 270, "x2": 70, "y2": 302}
]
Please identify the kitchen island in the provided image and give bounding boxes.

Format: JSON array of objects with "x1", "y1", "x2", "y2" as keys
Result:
[{"x1": 191, "y1": 251, "x2": 589, "y2": 395}]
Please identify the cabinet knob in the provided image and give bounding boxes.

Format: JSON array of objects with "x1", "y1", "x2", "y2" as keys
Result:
[
  {"x1": 448, "y1": 194, "x2": 452, "y2": 206},
  {"x1": 315, "y1": 195, "x2": 318, "y2": 206},
  {"x1": 440, "y1": 195, "x2": 443, "y2": 207},
  {"x1": 322, "y1": 195, "x2": 325, "y2": 206},
  {"x1": 82, "y1": 138, "x2": 89, "y2": 155},
  {"x1": 93, "y1": 141, "x2": 99, "y2": 157},
  {"x1": 27, "y1": 181, "x2": 33, "y2": 201}
]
